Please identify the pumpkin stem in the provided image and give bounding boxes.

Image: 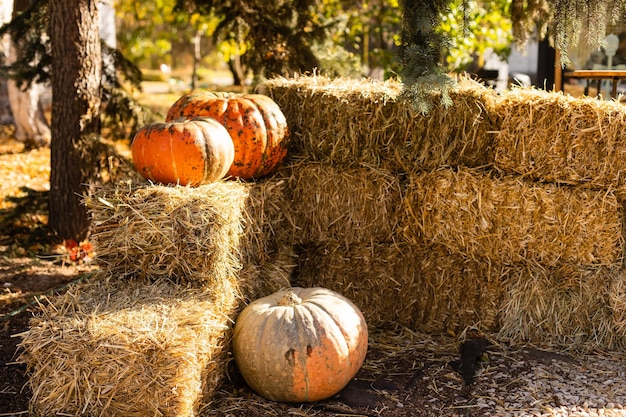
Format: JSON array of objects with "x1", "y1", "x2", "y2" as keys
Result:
[{"x1": 278, "y1": 290, "x2": 302, "y2": 307}]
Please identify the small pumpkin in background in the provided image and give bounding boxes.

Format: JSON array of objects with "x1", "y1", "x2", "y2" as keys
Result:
[
  {"x1": 131, "y1": 116, "x2": 234, "y2": 186},
  {"x1": 232, "y1": 287, "x2": 368, "y2": 403},
  {"x1": 166, "y1": 92, "x2": 289, "y2": 180}
]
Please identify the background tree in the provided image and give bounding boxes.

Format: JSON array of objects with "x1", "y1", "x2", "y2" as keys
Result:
[
  {"x1": 175, "y1": 0, "x2": 329, "y2": 80},
  {"x1": 318, "y1": 0, "x2": 401, "y2": 78},
  {"x1": 439, "y1": 0, "x2": 513, "y2": 72},
  {"x1": 2, "y1": 0, "x2": 144, "y2": 243},
  {"x1": 115, "y1": 0, "x2": 221, "y2": 72},
  {"x1": 48, "y1": 0, "x2": 102, "y2": 241}
]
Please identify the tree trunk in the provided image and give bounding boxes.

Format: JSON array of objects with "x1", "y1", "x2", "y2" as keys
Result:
[
  {"x1": 228, "y1": 54, "x2": 246, "y2": 88},
  {"x1": 48, "y1": 0, "x2": 101, "y2": 241}
]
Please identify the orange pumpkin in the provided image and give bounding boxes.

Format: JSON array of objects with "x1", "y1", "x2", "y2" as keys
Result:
[
  {"x1": 232, "y1": 287, "x2": 368, "y2": 403},
  {"x1": 165, "y1": 92, "x2": 289, "y2": 179},
  {"x1": 131, "y1": 117, "x2": 234, "y2": 186}
]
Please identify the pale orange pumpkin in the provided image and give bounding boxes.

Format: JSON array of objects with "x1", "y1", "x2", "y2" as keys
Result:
[
  {"x1": 165, "y1": 92, "x2": 289, "y2": 180},
  {"x1": 232, "y1": 287, "x2": 368, "y2": 403},
  {"x1": 131, "y1": 117, "x2": 234, "y2": 186}
]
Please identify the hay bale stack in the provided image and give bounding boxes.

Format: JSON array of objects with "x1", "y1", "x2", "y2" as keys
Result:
[
  {"x1": 20, "y1": 179, "x2": 296, "y2": 416},
  {"x1": 293, "y1": 241, "x2": 504, "y2": 334},
  {"x1": 493, "y1": 87, "x2": 626, "y2": 189},
  {"x1": 498, "y1": 264, "x2": 626, "y2": 350},
  {"x1": 18, "y1": 277, "x2": 239, "y2": 417},
  {"x1": 280, "y1": 160, "x2": 625, "y2": 347},
  {"x1": 401, "y1": 166, "x2": 624, "y2": 267},
  {"x1": 263, "y1": 75, "x2": 498, "y2": 172}
]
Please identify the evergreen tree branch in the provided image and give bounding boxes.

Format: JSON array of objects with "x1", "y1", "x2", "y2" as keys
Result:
[{"x1": 398, "y1": 0, "x2": 456, "y2": 114}]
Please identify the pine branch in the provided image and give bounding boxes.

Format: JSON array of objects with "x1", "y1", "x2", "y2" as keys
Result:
[{"x1": 398, "y1": 0, "x2": 456, "y2": 113}]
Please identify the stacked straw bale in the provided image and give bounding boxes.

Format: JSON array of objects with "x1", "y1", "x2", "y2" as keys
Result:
[
  {"x1": 400, "y1": 166, "x2": 624, "y2": 267},
  {"x1": 293, "y1": 241, "x2": 504, "y2": 334},
  {"x1": 19, "y1": 179, "x2": 295, "y2": 416},
  {"x1": 88, "y1": 181, "x2": 246, "y2": 289},
  {"x1": 87, "y1": 179, "x2": 293, "y2": 295},
  {"x1": 262, "y1": 75, "x2": 626, "y2": 350},
  {"x1": 19, "y1": 277, "x2": 239, "y2": 417},
  {"x1": 263, "y1": 75, "x2": 499, "y2": 173},
  {"x1": 282, "y1": 162, "x2": 402, "y2": 245},
  {"x1": 492, "y1": 87, "x2": 626, "y2": 189},
  {"x1": 285, "y1": 162, "x2": 624, "y2": 340},
  {"x1": 498, "y1": 264, "x2": 626, "y2": 349}
]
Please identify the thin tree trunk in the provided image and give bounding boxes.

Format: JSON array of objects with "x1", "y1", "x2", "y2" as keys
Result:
[
  {"x1": 228, "y1": 54, "x2": 245, "y2": 87},
  {"x1": 48, "y1": 0, "x2": 101, "y2": 241}
]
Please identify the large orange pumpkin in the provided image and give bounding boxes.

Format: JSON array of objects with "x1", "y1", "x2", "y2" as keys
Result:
[
  {"x1": 232, "y1": 287, "x2": 368, "y2": 403},
  {"x1": 165, "y1": 92, "x2": 289, "y2": 180},
  {"x1": 131, "y1": 116, "x2": 234, "y2": 186}
]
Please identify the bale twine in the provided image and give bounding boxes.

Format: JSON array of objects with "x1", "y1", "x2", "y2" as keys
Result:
[
  {"x1": 401, "y1": 166, "x2": 624, "y2": 267},
  {"x1": 292, "y1": 241, "x2": 504, "y2": 335},
  {"x1": 492, "y1": 87, "x2": 626, "y2": 189},
  {"x1": 18, "y1": 276, "x2": 239, "y2": 417},
  {"x1": 262, "y1": 75, "x2": 498, "y2": 173}
]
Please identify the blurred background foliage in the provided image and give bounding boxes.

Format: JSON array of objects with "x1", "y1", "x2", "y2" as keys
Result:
[{"x1": 114, "y1": 0, "x2": 514, "y2": 84}]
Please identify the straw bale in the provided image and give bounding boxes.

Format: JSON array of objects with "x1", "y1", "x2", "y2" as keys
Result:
[
  {"x1": 239, "y1": 175, "x2": 297, "y2": 296},
  {"x1": 87, "y1": 181, "x2": 247, "y2": 289},
  {"x1": 282, "y1": 162, "x2": 402, "y2": 245},
  {"x1": 261, "y1": 75, "x2": 498, "y2": 173},
  {"x1": 88, "y1": 177, "x2": 297, "y2": 297},
  {"x1": 293, "y1": 241, "x2": 504, "y2": 335},
  {"x1": 498, "y1": 263, "x2": 626, "y2": 351},
  {"x1": 18, "y1": 275, "x2": 240, "y2": 417},
  {"x1": 401, "y1": 166, "x2": 624, "y2": 267},
  {"x1": 492, "y1": 87, "x2": 626, "y2": 189}
]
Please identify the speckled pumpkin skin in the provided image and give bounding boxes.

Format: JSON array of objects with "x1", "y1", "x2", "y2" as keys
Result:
[
  {"x1": 165, "y1": 92, "x2": 289, "y2": 180},
  {"x1": 131, "y1": 117, "x2": 234, "y2": 186},
  {"x1": 232, "y1": 287, "x2": 369, "y2": 403}
]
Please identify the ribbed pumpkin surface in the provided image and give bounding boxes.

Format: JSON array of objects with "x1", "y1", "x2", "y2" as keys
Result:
[
  {"x1": 165, "y1": 92, "x2": 289, "y2": 180},
  {"x1": 131, "y1": 117, "x2": 234, "y2": 186},
  {"x1": 232, "y1": 287, "x2": 368, "y2": 403}
]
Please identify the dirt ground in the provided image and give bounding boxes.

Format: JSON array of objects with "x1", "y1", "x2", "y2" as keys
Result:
[{"x1": 1, "y1": 128, "x2": 625, "y2": 417}]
